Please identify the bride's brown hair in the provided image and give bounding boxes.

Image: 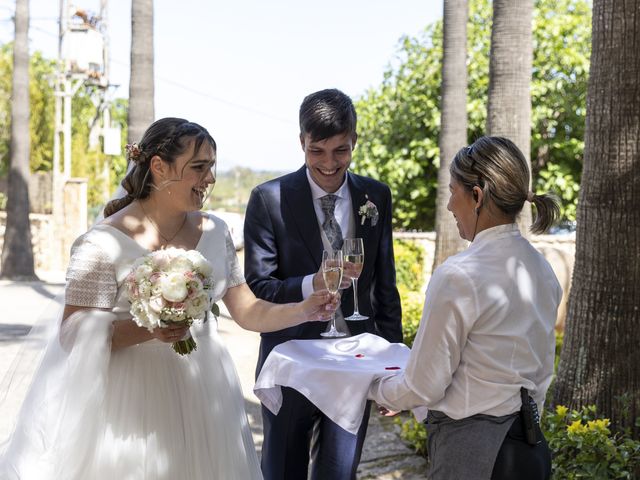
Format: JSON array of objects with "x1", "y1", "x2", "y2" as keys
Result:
[{"x1": 103, "y1": 118, "x2": 216, "y2": 218}]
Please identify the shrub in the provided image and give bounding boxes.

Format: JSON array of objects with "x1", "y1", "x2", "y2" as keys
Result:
[
  {"x1": 542, "y1": 405, "x2": 640, "y2": 479},
  {"x1": 396, "y1": 413, "x2": 428, "y2": 458},
  {"x1": 393, "y1": 238, "x2": 426, "y2": 347},
  {"x1": 393, "y1": 238, "x2": 425, "y2": 292},
  {"x1": 397, "y1": 405, "x2": 640, "y2": 478},
  {"x1": 398, "y1": 285, "x2": 424, "y2": 347}
]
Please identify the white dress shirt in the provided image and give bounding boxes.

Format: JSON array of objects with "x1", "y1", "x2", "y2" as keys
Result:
[
  {"x1": 300, "y1": 168, "x2": 354, "y2": 299},
  {"x1": 369, "y1": 223, "x2": 562, "y2": 420}
]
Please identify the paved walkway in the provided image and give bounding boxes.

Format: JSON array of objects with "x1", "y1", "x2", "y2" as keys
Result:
[{"x1": 0, "y1": 279, "x2": 427, "y2": 479}]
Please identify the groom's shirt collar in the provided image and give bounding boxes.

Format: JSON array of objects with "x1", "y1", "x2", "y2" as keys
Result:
[{"x1": 305, "y1": 168, "x2": 350, "y2": 200}]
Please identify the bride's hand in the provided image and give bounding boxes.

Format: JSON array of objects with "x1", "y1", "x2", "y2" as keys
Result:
[
  {"x1": 151, "y1": 324, "x2": 190, "y2": 343},
  {"x1": 301, "y1": 290, "x2": 340, "y2": 321}
]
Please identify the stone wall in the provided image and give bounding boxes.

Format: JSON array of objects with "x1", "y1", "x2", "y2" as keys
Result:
[
  {"x1": 394, "y1": 231, "x2": 575, "y2": 330},
  {"x1": 0, "y1": 178, "x2": 88, "y2": 275},
  {"x1": 0, "y1": 171, "x2": 53, "y2": 214},
  {"x1": 0, "y1": 212, "x2": 55, "y2": 272}
]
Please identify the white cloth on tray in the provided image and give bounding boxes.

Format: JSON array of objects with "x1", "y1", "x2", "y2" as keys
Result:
[{"x1": 254, "y1": 332, "x2": 410, "y2": 434}]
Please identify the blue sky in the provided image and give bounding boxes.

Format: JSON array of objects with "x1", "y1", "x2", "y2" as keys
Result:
[{"x1": 0, "y1": 0, "x2": 442, "y2": 171}]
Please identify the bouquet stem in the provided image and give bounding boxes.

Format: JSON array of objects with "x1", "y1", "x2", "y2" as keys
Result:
[{"x1": 172, "y1": 335, "x2": 197, "y2": 355}]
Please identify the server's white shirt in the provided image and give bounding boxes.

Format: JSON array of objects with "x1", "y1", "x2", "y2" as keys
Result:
[
  {"x1": 369, "y1": 223, "x2": 562, "y2": 418},
  {"x1": 300, "y1": 168, "x2": 354, "y2": 299}
]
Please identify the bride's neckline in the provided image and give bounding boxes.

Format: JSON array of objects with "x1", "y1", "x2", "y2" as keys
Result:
[{"x1": 96, "y1": 213, "x2": 209, "y2": 252}]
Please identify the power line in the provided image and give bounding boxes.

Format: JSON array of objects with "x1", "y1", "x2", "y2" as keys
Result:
[
  {"x1": 158, "y1": 76, "x2": 295, "y2": 125},
  {"x1": 1, "y1": 21, "x2": 296, "y2": 126}
]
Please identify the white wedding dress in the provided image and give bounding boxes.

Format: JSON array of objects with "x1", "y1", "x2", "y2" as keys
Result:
[{"x1": 0, "y1": 213, "x2": 262, "y2": 480}]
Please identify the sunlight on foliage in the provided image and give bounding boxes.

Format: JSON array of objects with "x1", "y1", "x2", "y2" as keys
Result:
[{"x1": 353, "y1": 0, "x2": 590, "y2": 230}]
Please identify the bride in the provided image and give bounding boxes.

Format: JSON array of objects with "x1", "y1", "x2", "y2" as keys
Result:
[{"x1": 0, "y1": 117, "x2": 336, "y2": 479}]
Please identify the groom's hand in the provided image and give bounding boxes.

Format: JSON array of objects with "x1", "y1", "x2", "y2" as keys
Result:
[
  {"x1": 312, "y1": 264, "x2": 356, "y2": 292},
  {"x1": 341, "y1": 261, "x2": 359, "y2": 289}
]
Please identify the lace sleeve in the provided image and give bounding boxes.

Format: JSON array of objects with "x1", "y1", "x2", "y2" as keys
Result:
[
  {"x1": 65, "y1": 234, "x2": 117, "y2": 308},
  {"x1": 226, "y1": 230, "x2": 245, "y2": 288}
]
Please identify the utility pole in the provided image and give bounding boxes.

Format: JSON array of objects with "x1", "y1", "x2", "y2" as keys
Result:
[
  {"x1": 50, "y1": 0, "x2": 65, "y2": 272},
  {"x1": 51, "y1": 0, "x2": 110, "y2": 270}
]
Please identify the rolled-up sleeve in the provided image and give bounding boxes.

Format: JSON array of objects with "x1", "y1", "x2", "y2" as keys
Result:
[{"x1": 369, "y1": 263, "x2": 478, "y2": 411}]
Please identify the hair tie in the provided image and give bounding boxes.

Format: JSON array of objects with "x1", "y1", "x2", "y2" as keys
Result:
[
  {"x1": 527, "y1": 191, "x2": 535, "y2": 202},
  {"x1": 125, "y1": 143, "x2": 143, "y2": 163}
]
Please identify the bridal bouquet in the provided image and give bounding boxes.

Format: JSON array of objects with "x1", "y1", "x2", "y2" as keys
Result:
[{"x1": 125, "y1": 247, "x2": 214, "y2": 355}]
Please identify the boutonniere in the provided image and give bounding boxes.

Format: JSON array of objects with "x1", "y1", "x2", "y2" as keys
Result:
[{"x1": 358, "y1": 195, "x2": 379, "y2": 226}]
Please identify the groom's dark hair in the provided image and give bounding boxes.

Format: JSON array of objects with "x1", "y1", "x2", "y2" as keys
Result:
[{"x1": 299, "y1": 89, "x2": 357, "y2": 142}]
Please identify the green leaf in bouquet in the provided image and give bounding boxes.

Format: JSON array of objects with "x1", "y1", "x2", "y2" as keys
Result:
[{"x1": 211, "y1": 303, "x2": 220, "y2": 317}]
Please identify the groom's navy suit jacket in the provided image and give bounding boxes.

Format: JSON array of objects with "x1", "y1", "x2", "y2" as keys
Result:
[{"x1": 244, "y1": 166, "x2": 402, "y2": 372}]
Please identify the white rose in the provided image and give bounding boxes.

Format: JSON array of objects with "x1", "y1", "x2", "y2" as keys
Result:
[
  {"x1": 149, "y1": 293, "x2": 165, "y2": 314},
  {"x1": 131, "y1": 256, "x2": 148, "y2": 270},
  {"x1": 131, "y1": 301, "x2": 160, "y2": 330},
  {"x1": 150, "y1": 249, "x2": 172, "y2": 269},
  {"x1": 168, "y1": 255, "x2": 193, "y2": 273},
  {"x1": 186, "y1": 292, "x2": 210, "y2": 319},
  {"x1": 135, "y1": 263, "x2": 154, "y2": 282},
  {"x1": 145, "y1": 306, "x2": 161, "y2": 329},
  {"x1": 185, "y1": 250, "x2": 213, "y2": 277},
  {"x1": 160, "y1": 272, "x2": 188, "y2": 302}
]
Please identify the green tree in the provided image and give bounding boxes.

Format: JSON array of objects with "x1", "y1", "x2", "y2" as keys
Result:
[
  {"x1": 70, "y1": 90, "x2": 128, "y2": 212},
  {"x1": 0, "y1": 43, "x2": 129, "y2": 214},
  {"x1": 107, "y1": 98, "x2": 130, "y2": 192},
  {"x1": 353, "y1": 0, "x2": 590, "y2": 231},
  {"x1": 0, "y1": 44, "x2": 57, "y2": 176},
  {"x1": 207, "y1": 167, "x2": 286, "y2": 213}
]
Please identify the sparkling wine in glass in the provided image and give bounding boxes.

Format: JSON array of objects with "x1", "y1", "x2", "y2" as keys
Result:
[
  {"x1": 343, "y1": 238, "x2": 368, "y2": 321},
  {"x1": 320, "y1": 249, "x2": 346, "y2": 338}
]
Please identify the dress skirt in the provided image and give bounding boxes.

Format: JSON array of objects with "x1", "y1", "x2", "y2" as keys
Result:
[{"x1": 0, "y1": 311, "x2": 262, "y2": 480}]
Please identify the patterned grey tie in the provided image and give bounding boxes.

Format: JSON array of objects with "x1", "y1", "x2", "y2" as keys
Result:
[{"x1": 320, "y1": 194, "x2": 343, "y2": 252}]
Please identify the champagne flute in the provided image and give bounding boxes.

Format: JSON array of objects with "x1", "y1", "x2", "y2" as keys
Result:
[
  {"x1": 320, "y1": 249, "x2": 346, "y2": 338},
  {"x1": 343, "y1": 238, "x2": 368, "y2": 321}
]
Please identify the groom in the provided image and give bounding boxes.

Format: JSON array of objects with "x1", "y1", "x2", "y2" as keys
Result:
[{"x1": 244, "y1": 88, "x2": 402, "y2": 479}]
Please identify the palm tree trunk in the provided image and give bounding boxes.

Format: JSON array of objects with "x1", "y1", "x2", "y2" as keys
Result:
[
  {"x1": 128, "y1": 0, "x2": 155, "y2": 145},
  {"x1": 554, "y1": 0, "x2": 640, "y2": 435},
  {"x1": 486, "y1": 0, "x2": 533, "y2": 228},
  {"x1": 433, "y1": 0, "x2": 469, "y2": 269},
  {"x1": 1, "y1": 0, "x2": 36, "y2": 280}
]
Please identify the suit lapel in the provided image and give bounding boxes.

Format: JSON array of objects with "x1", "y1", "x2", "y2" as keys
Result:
[
  {"x1": 348, "y1": 173, "x2": 373, "y2": 243},
  {"x1": 282, "y1": 167, "x2": 323, "y2": 269}
]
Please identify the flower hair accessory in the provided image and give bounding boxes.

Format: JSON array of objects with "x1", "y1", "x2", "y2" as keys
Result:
[
  {"x1": 358, "y1": 195, "x2": 379, "y2": 226},
  {"x1": 125, "y1": 142, "x2": 143, "y2": 163}
]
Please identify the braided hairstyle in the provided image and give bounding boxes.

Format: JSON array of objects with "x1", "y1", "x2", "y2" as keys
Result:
[
  {"x1": 103, "y1": 118, "x2": 216, "y2": 218},
  {"x1": 449, "y1": 136, "x2": 560, "y2": 234}
]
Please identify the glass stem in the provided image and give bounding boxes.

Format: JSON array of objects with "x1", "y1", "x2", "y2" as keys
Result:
[{"x1": 352, "y1": 278, "x2": 359, "y2": 314}]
